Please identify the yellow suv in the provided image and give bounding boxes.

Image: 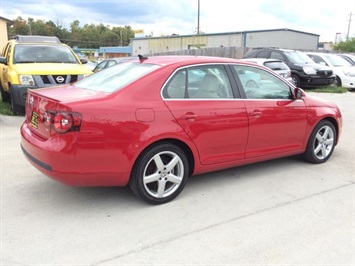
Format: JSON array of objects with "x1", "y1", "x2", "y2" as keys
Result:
[{"x1": 0, "y1": 35, "x2": 92, "y2": 115}]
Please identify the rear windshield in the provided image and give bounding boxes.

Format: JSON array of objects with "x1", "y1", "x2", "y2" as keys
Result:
[
  {"x1": 73, "y1": 62, "x2": 160, "y2": 92},
  {"x1": 14, "y1": 44, "x2": 79, "y2": 64},
  {"x1": 264, "y1": 61, "x2": 289, "y2": 71}
]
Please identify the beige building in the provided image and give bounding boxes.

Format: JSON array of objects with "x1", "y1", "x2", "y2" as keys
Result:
[
  {"x1": 0, "y1": 16, "x2": 13, "y2": 52},
  {"x1": 131, "y1": 28, "x2": 320, "y2": 56}
]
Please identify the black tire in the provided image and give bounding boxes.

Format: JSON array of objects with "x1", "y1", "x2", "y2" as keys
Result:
[
  {"x1": 303, "y1": 120, "x2": 336, "y2": 164},
  {"x1": 0, "y1": 83, "x2": 10, "y2": 102},
  {"x1": 129, "y1": 142, "x2": 189, "y2": 204},
  {"x1": 335, "y1": 76, "x2": 342, "y2": 87},
  {"x1": 10, "y1": 92, "x2": 25, "y2": 115},
  {"x1": 291, "y1": 75, "x2": 301, "y2": 87}
]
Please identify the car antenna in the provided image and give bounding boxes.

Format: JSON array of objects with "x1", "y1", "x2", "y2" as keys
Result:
[{"x1": 138, "y1": 54, "x2": 148, "y2": 62}]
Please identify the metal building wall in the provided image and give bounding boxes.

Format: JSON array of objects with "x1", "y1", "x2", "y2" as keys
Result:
[
  {"x1": 244, "y1": 30, "x2": 319, "y2": 50},
  {"x1": 131, "y1": 29, "x2": 319, "y2": 56}
]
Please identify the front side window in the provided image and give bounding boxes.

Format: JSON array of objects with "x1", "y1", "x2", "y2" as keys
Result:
[
  {"x1": 233, "y1": 65, "x2": 292, "y2": 99},
  {"x1": 284, "y1": 50, "x2": 314, "y2": 64},
  {"x1": 308, "y1": 54, "x2": 326, "y2": 65},
  {"x1": 163, "y1": 65, "x2": 234, "y2": 99}
]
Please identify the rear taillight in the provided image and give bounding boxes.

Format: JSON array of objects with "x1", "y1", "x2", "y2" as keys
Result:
[{"x1": 43, "y1": 111, "x2": 82, "y2": 133}]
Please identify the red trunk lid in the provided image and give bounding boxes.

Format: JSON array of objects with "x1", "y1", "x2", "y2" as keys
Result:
[{"x1": 25, "y1": 85, "x2": 107, "y2": 139}]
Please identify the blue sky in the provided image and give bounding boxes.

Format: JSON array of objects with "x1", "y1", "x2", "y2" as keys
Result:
[{"x1": 1, "y1": 0, "x2": 354, "y2": 42}]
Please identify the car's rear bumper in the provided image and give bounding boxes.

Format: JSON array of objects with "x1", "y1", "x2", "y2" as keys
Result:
[{"x1": 20, "y1": 122, "x2": 130, "y2": 187}]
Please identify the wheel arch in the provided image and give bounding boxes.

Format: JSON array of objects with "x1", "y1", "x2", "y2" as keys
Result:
[
  {"x1": 322, "y1": 117, "x2": 340, "y2": 145},
  {"x1": 130, "y1": 138, "x2": 195, "y2": 178}
]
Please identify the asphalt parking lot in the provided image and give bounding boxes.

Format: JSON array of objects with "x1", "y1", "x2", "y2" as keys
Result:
[{"x1": 1, "y1": 92, "x2": 354, "y2": 265}]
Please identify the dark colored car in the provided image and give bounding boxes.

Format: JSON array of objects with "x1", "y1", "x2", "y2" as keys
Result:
[
  {"x1": 21, "y1": 55, "x2": 342, "y2": 204},
  {"x1": 243, "y1": 48, "x2": 335, "y2": 88},
  {"x1": 93, "y1": 57, "x2": 135, "y2": 72}
]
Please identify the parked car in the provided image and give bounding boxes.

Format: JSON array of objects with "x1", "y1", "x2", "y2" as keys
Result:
[
  {"x1": 338, "y1": 54, "x2": 355, "y2": 66},
  {"x1": 306, "y1": 52, "x2": 355, "y2": 89},
  {"x1": 93, "y1": 57, "x2": 135, "y2": 72},
  {"x1": 21, "y1": 55, "x2": 342, "y2": 204},
  {"x1": 0, "y1": 35, "x2": 92, "y2": 115},
  {"x1": 84, "y1": 60, "x2": 98, "y2": 71},
  {"x1": 243, "y1": 48, "x2": 335, "y2": 88},
  {"x1": 239, "y1": 58, "x2": 294, "y2": 84}
]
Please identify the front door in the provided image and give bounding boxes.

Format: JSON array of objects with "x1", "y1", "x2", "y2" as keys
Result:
[{"x1": 231, "y1": 64, "x2": 308, "y2": 158}]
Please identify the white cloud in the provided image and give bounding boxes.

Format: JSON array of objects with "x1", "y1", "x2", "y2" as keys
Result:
[{"x1": 1, "y1": 0, "x2": 354, "y2": 42}]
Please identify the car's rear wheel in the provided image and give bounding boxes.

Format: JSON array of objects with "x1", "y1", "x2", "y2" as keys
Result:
[
  {"x1": 130, "y1": 142, "x2": 189, "y2": 204},
  {"x1": 303, "y1": 120, "x2": 336, "y2": 164}
]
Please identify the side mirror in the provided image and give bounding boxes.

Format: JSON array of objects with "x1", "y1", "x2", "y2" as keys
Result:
[
  {"x1": 294, "y1": 88, "x2": 305, "y2": 99},
  {"x1": 80, "y1": 58, "x2": 88, "y2": 64},
  {"x1": 0, "y1": 57, "x2": 7, "y2": 65}
]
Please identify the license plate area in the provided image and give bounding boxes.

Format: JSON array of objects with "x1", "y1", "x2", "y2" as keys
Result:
[{"x1": 30, "y1": 111, "x2": 39, "y2": 129}]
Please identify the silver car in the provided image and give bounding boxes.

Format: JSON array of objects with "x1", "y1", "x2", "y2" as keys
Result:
[{"x1": 240, "y1": 58, "x2": 294, "y2": 84}]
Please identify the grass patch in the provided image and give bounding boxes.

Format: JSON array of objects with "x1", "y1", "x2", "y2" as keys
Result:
[
  {"x1": 305, "y1": 86, "x2": 348, "y2": 93},
  {"x1": 0, "y1": 100, "x2": 14, "y2": 116}
]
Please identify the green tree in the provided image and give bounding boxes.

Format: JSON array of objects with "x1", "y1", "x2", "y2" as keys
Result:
[
  {"x1": 7, "y1": 17, "x2": 134, "y2": 49},
  {"x1": 7, "y1": 16, "x2": 28, "y2": 37},
  {"x1": 333, "y1": 38, "x2": 355, "y2": 52}
]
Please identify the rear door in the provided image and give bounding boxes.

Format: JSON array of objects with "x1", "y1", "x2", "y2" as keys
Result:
[
  {"x1": 230, "y1": 64, "x2": 308, "y2": 158},
  {"x1": 163, "y1": 64, "x2": 249, "y2": 165}
]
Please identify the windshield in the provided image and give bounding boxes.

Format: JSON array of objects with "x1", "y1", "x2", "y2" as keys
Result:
[
  {"x1": 324, "y1": 54, "x2": 352, "y2": 67},
  {"x1": 284, "y1": 50, "x2": 314, "y2": 64},
  {"x1": 14, "y1": 44, "x2": 79, "y2": 64},
  {"x1": 73, "y1": 62, "x2": 160, "y2": 92}
]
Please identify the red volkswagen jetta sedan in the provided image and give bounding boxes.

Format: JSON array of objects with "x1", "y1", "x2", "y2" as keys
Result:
[{"x1": 21, "y1": 55, "x2": 342, "y2": 204}]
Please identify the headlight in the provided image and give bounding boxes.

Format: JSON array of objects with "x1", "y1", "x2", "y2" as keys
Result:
[
  {"x1": 303, "y1": 67, "x2": 317, "y2": 75},
  {"x1": 19, "y1": 75, "x2": 35, "y2": 85},
  {"x1": 343, "y1": 70, "x2": 355, "y2": 77}
]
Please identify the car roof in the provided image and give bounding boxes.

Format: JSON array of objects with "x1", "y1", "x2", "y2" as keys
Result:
[
  {"x1": 127, "y1": 55, "x2": 241, "y2": 67},
  {"x1": 240, "y1": 58, "x2": 284, "y2": 63}
]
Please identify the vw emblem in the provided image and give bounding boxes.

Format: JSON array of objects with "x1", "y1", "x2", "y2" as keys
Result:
[
  {"x1": 29, "y1": 96, "x2": 34, "y2": 108},
  {"x1": 324, "y1": 71, "x2": 328, "y2": 75},
  {"x1": 56, "y1": 76, "x2": 65, "y2": 83}
]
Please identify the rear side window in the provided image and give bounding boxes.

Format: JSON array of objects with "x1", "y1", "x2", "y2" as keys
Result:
[
  {"x1": 270, "y1": 51, "x2": 284, "y2": 60},
  {"x1": 256, "y1": 51, "x2": 269, "y2": 58},
  {"x1": 163, "y1": 65, "x2": 234, "y2": 99}
]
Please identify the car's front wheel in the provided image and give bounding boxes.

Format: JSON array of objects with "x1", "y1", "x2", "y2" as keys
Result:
[
  {"x1": 130, "y1": 142, "x2": 189, "y2": 204},
  {"x1": 303, "y1": 120, "x2": 336, "y2": 164},
  {"x1": 291, "y1": 75, "x2": 301, "y2": 87}
]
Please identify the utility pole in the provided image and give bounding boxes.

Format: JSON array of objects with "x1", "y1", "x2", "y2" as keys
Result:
[
  {"x1": 347, "y1": 12, "x2": 353, "y2": 40},
  {"x1": 197, "y1": 0, "x2": 200, "y2": 34}
]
